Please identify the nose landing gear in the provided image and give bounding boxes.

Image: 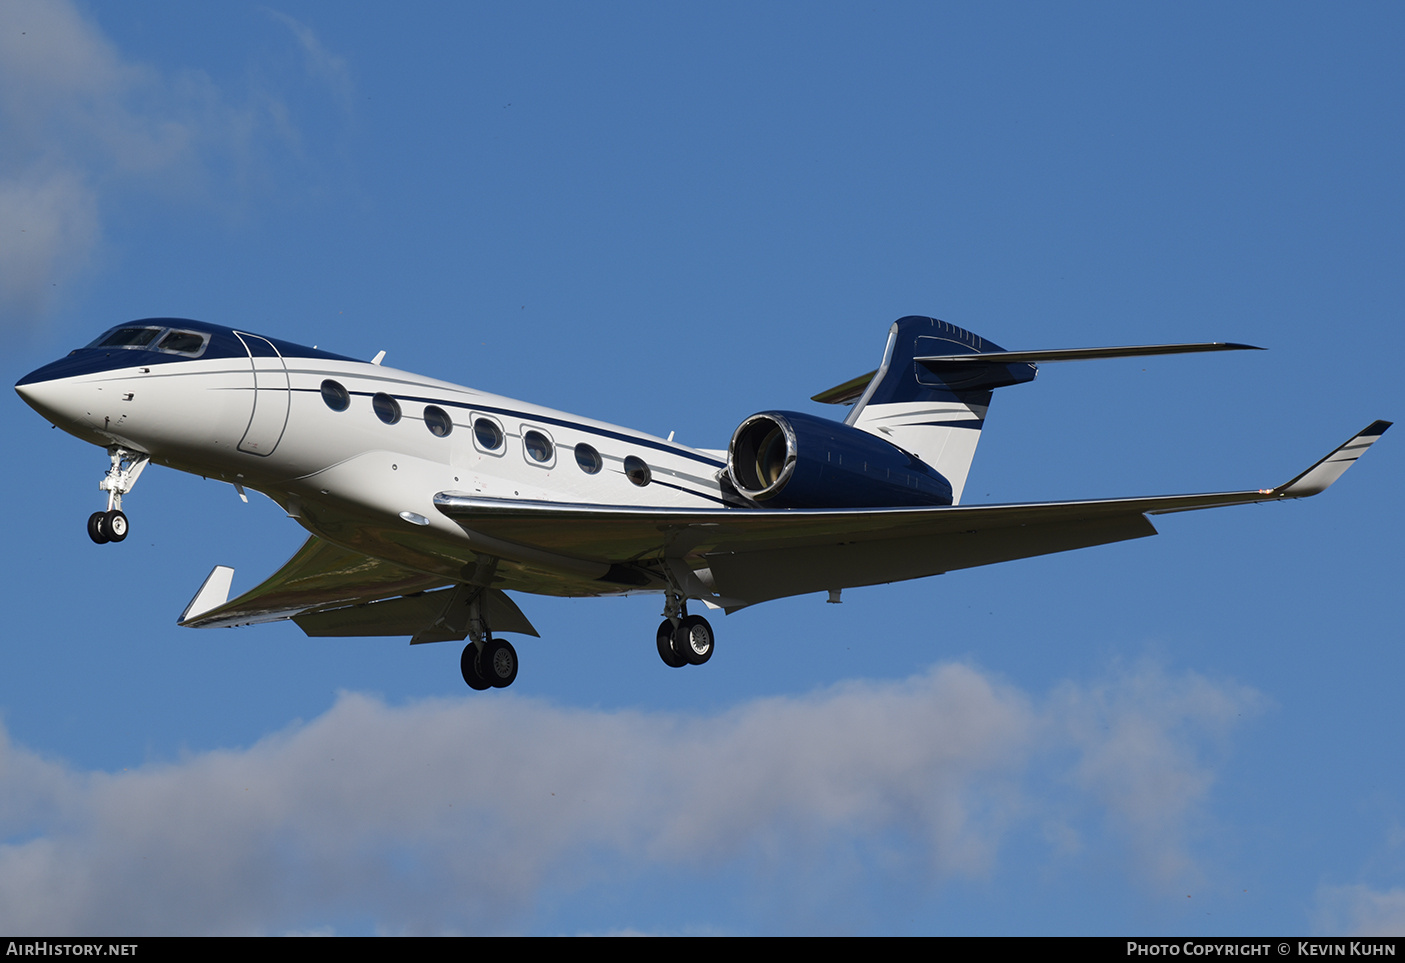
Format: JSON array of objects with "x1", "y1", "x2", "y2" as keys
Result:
[
  {"x1": 87, "y1": 509, "x2": 128, "y2": 543},
  {"x1": 88, "y1": 447, "x2": 148, "y2": 545}
]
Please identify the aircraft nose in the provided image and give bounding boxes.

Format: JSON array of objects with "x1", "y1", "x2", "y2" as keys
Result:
[
  {"x1": 15, "y1": 363, "x2": 90, "y2": 427},
  {"x1": 16, "y1": 374, "x2": 68, "y2": 424}
]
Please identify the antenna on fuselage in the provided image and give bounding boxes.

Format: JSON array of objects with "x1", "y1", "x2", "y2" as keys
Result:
[{"x1": 371, "y1": 350, "x2": 386, "y2": 365}]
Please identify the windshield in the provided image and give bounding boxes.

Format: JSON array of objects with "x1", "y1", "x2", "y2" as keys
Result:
[
  {"x1": 90, "y1": 326, "x2": 163, "y2": 349},
  {"x1": 87, "y1": 325, "x2": 209, "y2": 358}
]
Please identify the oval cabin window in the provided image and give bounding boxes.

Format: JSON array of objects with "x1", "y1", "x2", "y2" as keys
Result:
[
  {"x1": 321, "y1": 380, "x2": 351, "y2": 412},
  {"x1": 575, "y1": 443, "x2": 602, "y2": 474},
  {"x1": 624, "y1": 455, "x2": 651, "y2": 486},
  {"x1": 372, "y1": 392, "x2": 401, "y2": 425},
  {"x1": 474, "y1": 418, "x2": 504, "y2": 451},
  {"x1": 523, "y1": 429, "x2": 553, "y2": 463},
  {"x1": 424, "y1": 406, "x2": 452, "y2": 437}
]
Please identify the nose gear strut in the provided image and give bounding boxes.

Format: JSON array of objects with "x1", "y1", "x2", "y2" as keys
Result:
[{"x1": 89, "y1": 446, "x2": 148, "y2": 544}]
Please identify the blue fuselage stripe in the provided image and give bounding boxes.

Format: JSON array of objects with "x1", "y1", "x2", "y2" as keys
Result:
[{"x1": 318, "y1": 387, "x2": 728, "y2": 469}]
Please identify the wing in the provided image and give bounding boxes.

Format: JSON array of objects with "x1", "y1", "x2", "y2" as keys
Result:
[
  {"x1": 178, "y1": 534, "x2": 539, "y2": 640},
  {"x1": 434, "y1": 421, "x2": 1390, "y2": 609}
]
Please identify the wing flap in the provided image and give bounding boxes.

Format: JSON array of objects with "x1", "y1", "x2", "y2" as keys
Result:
[
  {"x1": 706, "y1": 513, "x2": 1158, "y2": 606},
  {"x1": 293, "y1": 585, "x2": 539, "y2": 640}
]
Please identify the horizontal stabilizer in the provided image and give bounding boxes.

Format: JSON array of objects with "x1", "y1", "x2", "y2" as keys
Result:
[
  {"x1": 917, "y1": 342, "x2": 1262, "y2": 365},
  {"x1": 812, "y1": 371, "x2": 877, "y2": 405},
  {"x1": 814, "y1": 340, "x2": 1262, "y2": 405}
]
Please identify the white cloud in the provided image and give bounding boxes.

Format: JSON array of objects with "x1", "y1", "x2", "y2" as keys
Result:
[
  {"x1": 0, "y1": 661, "x2": 1260, "y2": 935},
  {"x1": 0, "y1": 0, "x2": 348, "y2": 332},
  {"x1": 1049, "y1": 662, "x2": 1265, "y2": 885},
  {"x1": 0, "y1": 167, "x2": 100, "y2": 321},
  {"x1": 1316, "y1": 885, "x2": 1405, "y2": 937},
  {"x1": 266, "y1": 10, "x2": 355, "y2": 116}
]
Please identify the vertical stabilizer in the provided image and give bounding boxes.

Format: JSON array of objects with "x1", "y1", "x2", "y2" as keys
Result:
[{"x1": 846, "y1": 317, "x2": 1036, "y2": 505}]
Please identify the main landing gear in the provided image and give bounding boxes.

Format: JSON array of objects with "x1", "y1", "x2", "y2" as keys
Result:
[
  {"x1": 655, "y1": 589, "x2": 715, "y2": 669},
  {"x1": 88, "y1": 447, "x2": 148, "y2": 545},
  {"x1": 451, "y1": 573, "x2": 719, "y2": 685},
  {"x1": 456, "y1": 583, "x2": 520, "y2": 691},
  {"x1": 461, "y1": 638, "x2": 519, "y2": 690}
]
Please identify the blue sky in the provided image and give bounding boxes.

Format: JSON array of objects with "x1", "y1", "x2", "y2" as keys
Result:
[{"x1": 2, "y1": 1, "x2": 1401, "y2": 936}]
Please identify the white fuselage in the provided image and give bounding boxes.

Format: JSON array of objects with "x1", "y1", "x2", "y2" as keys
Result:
[{"x1": 18, "y1": 333, "x2": 733, "y2": 595}]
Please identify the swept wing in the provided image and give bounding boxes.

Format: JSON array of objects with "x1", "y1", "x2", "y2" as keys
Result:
[
  {"x1": 433, "y1": 421, "x2": 1390, "y2": 609},
  {"x1": 178, "y1": 534, "x2": 539, "y2": 640}
]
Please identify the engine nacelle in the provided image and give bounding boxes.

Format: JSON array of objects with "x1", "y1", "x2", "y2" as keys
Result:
[{"x1": 727, "y1": 410, "x2": 953, "y2": 509}]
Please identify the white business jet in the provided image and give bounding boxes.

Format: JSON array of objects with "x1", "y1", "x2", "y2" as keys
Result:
[{"x1": 15, "y1": 315, "x2": 1389, "y2": 690}]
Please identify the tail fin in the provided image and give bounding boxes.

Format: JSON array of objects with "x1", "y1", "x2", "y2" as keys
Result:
[
  {"x1": 813, "y1": 317, "x2": 1264, "y2": 505},
  {"x1": 827, "y1": 317, "x2": 1035, "y2": 504}
]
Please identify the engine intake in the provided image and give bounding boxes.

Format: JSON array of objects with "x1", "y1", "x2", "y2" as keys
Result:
[{"x1": 727, "y1": 410, "x2": 953, "y2": 509}]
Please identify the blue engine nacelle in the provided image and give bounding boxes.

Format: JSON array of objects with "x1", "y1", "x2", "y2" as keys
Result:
[{"x1": 726, "y1": 410, "x2": 954, "y2": 509}]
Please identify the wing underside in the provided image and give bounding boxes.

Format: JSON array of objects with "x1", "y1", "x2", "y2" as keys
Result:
[
  {"x1": 434, "y1": 421, "x2": 1390, "y2": 609},
  {"x1": 177, "y1": 534, "x2": 539, "y2": 639}
]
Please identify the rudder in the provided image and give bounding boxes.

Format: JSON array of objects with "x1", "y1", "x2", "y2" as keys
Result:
[{"x1": 845, "y1": 316, "x2": 1036, "y2": 505}]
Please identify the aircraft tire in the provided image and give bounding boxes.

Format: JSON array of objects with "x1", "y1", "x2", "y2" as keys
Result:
[
  {"x1": 482, "y1": 639, "x2": 518, "y2": 688},
  {"x1": 460, "y1": 644, "x2": 491, "y2": 691},
  {"x1": 657, "y1": 620, "x2": 686, "y2": 668},
  {"x1": 87, "y1": 512, "x2": 110, "y2": 544},
  {"x1": 104, "y1": 510, "x2": 129, "y2": 542},
  {"x1": 672, "y1": 615, "x2": 714, "y2": 666}
]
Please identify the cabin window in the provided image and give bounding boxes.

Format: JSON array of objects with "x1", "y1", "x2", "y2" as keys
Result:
[
  {"x1": 473, "y1": 417, "x2": 504, "y2": 452},
  {"x1": 523, "y1": 429, "x2": 554, "y2": 465},
  {"x1": 321, "y1": 380, "x2": 351, "y2": 412},
  {"x1": 424, "y1": 406, "x2": 452, "y2": 437},
  {"x1": 624, "y1": 455, "x2": 651, "y2": 486},
  {"x1": 574, "y1": 443, "x2": 602, "y2": 474},
  {"x1": 372, "y1": 392, "x2": 401, "y2": 425}
]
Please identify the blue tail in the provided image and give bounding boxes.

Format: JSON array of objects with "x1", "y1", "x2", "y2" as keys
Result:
[{"x1": 845, "y1": 317, "x2": 1036, "y2": 504}]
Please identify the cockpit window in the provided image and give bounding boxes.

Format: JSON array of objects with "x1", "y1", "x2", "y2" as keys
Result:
[
  {"x1": 155, "y1": 330, "x2": 208, "y2": 357},
  {"x1": 91, "y1": 326, "x2": 163, "y2": 349},
  {"x1": 86, "y1": 325, "x2": 209, "y2": 358}
]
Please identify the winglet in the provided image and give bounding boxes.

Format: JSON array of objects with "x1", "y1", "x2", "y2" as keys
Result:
[
  {"x1": 179, "y1": 565, "x2": 235, "y2": 625},
  {"x1": 1274, "y1": 421, "x2": 1392, "y2": 498}
]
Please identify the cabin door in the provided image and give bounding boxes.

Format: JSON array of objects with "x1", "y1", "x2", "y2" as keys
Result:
[{"x1": 234, "y1": 332, "x2": 290, "y2": 456}]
